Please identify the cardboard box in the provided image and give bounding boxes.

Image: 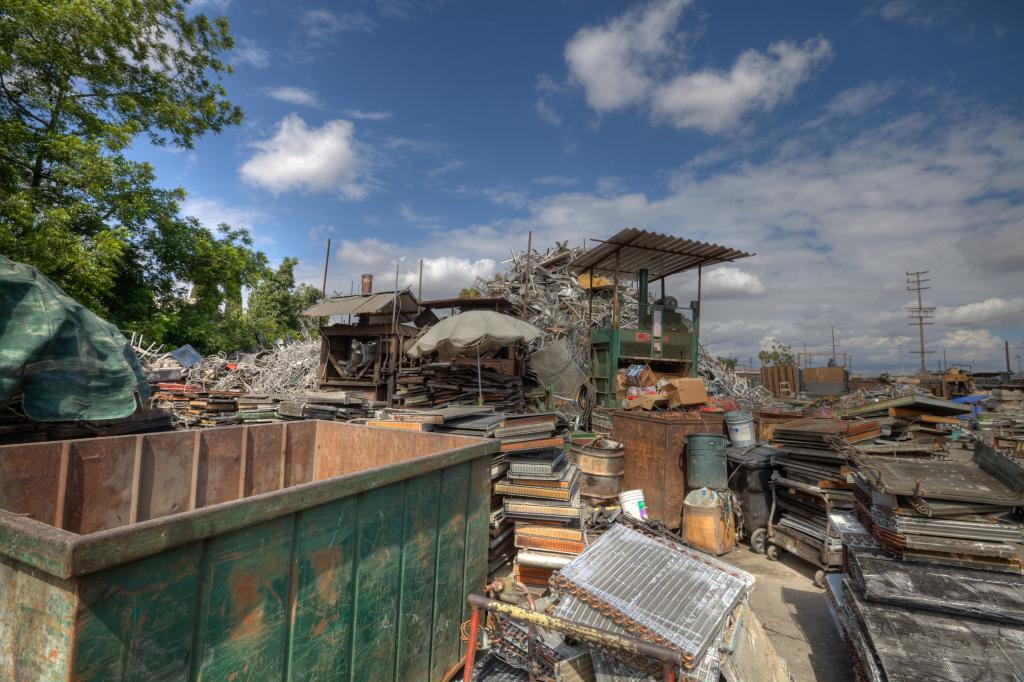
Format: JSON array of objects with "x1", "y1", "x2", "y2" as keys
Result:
[{"x1": 667, "y1": 377, "x2": 708, "y2": 407}]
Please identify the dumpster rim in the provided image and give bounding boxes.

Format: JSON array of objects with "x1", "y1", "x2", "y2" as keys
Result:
[{"x1": 0, "y1": 421, "x2": 497, "y2": 579}]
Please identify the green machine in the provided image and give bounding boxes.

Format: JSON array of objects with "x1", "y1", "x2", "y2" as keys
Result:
[{"x1": 569, "y1": 228, "x2": 753, "y2": 407}]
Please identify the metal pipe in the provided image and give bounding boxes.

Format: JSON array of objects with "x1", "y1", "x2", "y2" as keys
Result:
[
  {"x1": 588, "y1": 266, "x2": 594, "y2": 326},
  {"x1": 637, "y1": 268, "x2": 649, "y2": 327},
  {"x1": 466, "y1": 595, "x2": 685, "y2": 667},
  {"x1": 462, "y1": 606, "x2": 481, "y2": 681}
]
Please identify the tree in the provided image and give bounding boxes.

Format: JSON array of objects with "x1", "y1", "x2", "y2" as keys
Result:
[
  {"x1": 716, "y1": 356, "x2": 738, "y2": 370},
  {"x1": 0, "y1": 0, "x2": 248, "y2": 341},
  {"x1": 758, "y1": 341, "x2": 795, "y2": 367}
]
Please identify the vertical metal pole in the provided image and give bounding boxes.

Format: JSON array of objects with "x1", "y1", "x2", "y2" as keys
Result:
[
  {"x1": 320, "y1": 238, "x2": 331, "y2": 299},
  {"x1": 612, "y1": 249, "x2": 620, "y2": 330},
  {"x1": 387, "y1": 262, "x2": 399, "y2": 407},
  {"x1": 691, "y1": 265, "x2": 702, "y2": 376},
  {"x1": 831, "y1": 326, "x2": 836, "y2": 362},
  {"x1": 462, "y1": 606, "x2": 481, "y2": 682},
  {"x1": 418, "y1": 258, "x2": 424, "y2": 301},
  {"x1": 521, "y1": 230, "x2": 533, "y2": 317},
  {"x1": 1006, "y1": 340, "x2": 1012, "y2": 375},
  {"x1": 588, "y1": 266, "x2": 594, "y2": 326},
  {"x1": 660, "y1": 277, "x2": 665, "y2": 302}
]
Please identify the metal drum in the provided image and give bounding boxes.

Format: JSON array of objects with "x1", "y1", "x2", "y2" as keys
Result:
[
  {"x1": 571, "y1": 438, "x2": 625, "y2": 501},
  {"x1": 685, "y1": 433, "x2": 729, "y2": 490}
]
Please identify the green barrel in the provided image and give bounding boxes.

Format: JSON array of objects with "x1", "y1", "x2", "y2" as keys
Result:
[{"x1": 685, "y1": 433, "x2": 729, "y2": 490}]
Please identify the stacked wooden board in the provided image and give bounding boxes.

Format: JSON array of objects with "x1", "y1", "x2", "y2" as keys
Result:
[{"x1": 395, "y1": 360, "x2": 524, "y2": 411}]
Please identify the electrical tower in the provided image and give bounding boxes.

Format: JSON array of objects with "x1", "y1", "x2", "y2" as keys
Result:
[{"x1": 905, "y1": 271, "x2": 935, "y2": 373}]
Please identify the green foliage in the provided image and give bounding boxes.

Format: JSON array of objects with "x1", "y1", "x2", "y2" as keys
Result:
[
  {"x1": 758, "y1": 341, "x2": 795, "y2": 367},
  {"x1": 716, "y1": 356, "x2": 738, "y2": 370},
  {"x1": 0, "y1": 0, "x2": 312, "y2": 354},
  {"x1": 458, "y1": 287, "x2": 481, "y2": 298}
]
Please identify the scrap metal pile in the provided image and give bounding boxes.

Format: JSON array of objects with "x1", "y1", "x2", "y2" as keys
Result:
[
  {"x1": 480, "y1": 241, "x2": 774, "y2": 411},
  {"x1": 824, "y1": 439, "x2": 1024, "y2": 681},
  {"x1": 468, "y1": 522, "x2": 790, "y2": 682}
]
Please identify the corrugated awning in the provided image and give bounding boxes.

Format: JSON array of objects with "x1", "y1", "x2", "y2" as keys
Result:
[
  {"x1": 303, "y1": 290, "x2": 419, "y2": 317},
  {"x1": 569, "y1": 228, "x2": 753, "y2": 280}
]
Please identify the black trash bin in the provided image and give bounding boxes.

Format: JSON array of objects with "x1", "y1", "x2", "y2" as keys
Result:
[{"x1": 726, "y1": 444, "x2": 778, "y2": 553}]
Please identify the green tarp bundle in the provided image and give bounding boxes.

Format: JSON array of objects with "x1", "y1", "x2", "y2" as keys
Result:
[{"x1": 0, "y1": 255, "x2": 149, "y2": 421}]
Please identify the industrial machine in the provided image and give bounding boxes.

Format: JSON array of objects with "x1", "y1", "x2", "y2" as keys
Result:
[{"x1": 569, "y1": 228, "x2": 753, "y2": 407}]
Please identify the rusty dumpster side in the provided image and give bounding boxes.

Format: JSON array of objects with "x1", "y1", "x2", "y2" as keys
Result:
[
  {"x1": 0, "y1": 420, "x2": 496, "y2": 681},
  {"x1": 611, "y1": 411, "x2": 726, "y2": 529}
]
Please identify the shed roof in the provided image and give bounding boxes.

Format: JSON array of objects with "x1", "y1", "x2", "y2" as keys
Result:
[
  {"x1": 569, "y1": 228, "x2": 753, "y2": 280},
  {"x1": 302, "y1": 290, "x2": 419, "y2": 317}
]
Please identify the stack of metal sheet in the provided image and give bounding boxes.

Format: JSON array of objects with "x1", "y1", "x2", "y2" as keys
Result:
[
  {"x1": 827, "y1": 440, "x2": 1024, "y2": 680},
  {"x1": 549, "y1": 524, "x2": 754, "y2": 681},
  {"x1": 768, "y1": 418, "x2": 877, "y2": 576}
]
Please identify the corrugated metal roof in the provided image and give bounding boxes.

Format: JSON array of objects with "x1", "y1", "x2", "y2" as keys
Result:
[
  {"x1": 302, "y1": 291, "x2": 419, "y2": 317},
  {"x1": 569, "y1": 228, "x2": 753, "y2": 280}
]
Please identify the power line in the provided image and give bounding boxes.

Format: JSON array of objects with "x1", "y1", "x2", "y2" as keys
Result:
[{"x1": 906, "y1": 270, "x2": 935, "y2": 373}]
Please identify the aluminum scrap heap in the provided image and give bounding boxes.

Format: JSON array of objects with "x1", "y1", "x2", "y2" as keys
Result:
[
  {"x1": 481, "y1": 240, "x2": 773, "y2": 407},
  {"x1": 183, "y1": 338, "x2": 321, "y2": 394}
]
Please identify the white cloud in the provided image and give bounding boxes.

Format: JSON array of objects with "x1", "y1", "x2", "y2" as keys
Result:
[
  {"x1": 308, "y1": 224, "x2": 335, "y2": 241},
  {"x1": 181, "y1": 196, "x2": 266, "y2": 230},
  {"x1": 565, "y1": 0, "x2": 688, "y2": 111},
  {"x1": 651, "y1": 39, "x2": 832, "y2": 133},
  {"x1": 427, "y1": 160, "x2": 465, "y2": 178},
  {"x1": 825, "y1": 82, "x2": 896, "y2": 117},
  {"x1": 343, "y1": 109, "x2": 393, "y2": 120},
  {"x1": 231, "y1": 37, "x2": 270, "y2": 68},
  {"x1": 532, "y1": 176, "x2": 578, "y2": 187},
  {"x1": 701, "y1": 267, "x2": 765, "y2": 298},
  {"x1": 535, "y1": 73, "x2": 566, "y2": 126},
  {"x1": 301, "y1": 8, "x2": 376, "y2": 41},
  {"x1": 264, "y1": 86, "x2": 319, "y2": 106},
  {"x1": 399, "y1": 205, "x2": 441, "y2": 228},
  {"x1": 240, "y1": 114, "x2": 366, "y2": 199},
  {"x1": 936, "y1": 297, "x2": 1024, "y2": 327},
  {"x1": 561, "y1": 1, "x2": 831, "y2": 133},
  {"x1": 874, "y1": 0, "x2": 948, "y2": 28}
]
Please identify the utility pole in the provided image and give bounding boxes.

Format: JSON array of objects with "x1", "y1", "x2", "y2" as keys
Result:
[
  {"x1": 941, "y1": 346, "x2": 946, "y2": 372},
  {"x1": 831, "y1": 326, "x2": 837, "y2": 363},
  {"x1": 905, "y1": 271, "x2": 935, "y2": 373},
  {"x1": 1006, "y1": 340, "x2": 1012, "y2": 375}
]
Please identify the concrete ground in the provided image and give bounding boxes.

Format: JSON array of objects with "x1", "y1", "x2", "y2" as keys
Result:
[{"x1": 723, "y1": 545, "x2": 853, "y2": 682}]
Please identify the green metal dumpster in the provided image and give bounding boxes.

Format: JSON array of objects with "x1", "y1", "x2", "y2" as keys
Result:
[{"x1": 0, "y1": 420, "x2": 496, "y2": 681}]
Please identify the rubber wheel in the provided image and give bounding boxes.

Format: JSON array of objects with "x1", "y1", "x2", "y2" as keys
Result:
[
  {"x1": 766, "y1": 545, "x2": 780, "y2": 561},
  {"x1": 750, "y1": 528, "x2": 767, "y2": 554},
  {"x1": 814, "y1": 570, "x2": 828, "y2": 589}
]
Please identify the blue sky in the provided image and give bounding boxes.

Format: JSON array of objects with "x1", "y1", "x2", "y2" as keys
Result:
[{"x1": 144, "y1": 0, "x2": 1023, "y2": 372}]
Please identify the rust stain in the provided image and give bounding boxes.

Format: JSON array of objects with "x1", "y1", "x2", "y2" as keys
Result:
[
  {"x1": 310, "y1": 618, "x2": 328, "y2": 638},
  {"x1": 229, "y1": 572, "x2": 265, "y2": 640},
  {"x1": 309, "y1": 548, "x2": 339, "y2": 606}
]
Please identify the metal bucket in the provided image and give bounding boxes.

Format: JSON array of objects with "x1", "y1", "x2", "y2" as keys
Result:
[
  {"x1": 685, "y1": 433, "x2": 728, "y2": 490},
  {"x1": 572, "y1": 438, "x2": 625, "y2": 500},
  {"x1": 725, "y1": 410, "x2": 756, "y2": 447}
]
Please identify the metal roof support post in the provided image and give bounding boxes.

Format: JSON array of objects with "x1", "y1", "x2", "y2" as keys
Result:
[
  {"x1": 588, "y1": 266, "x2": 594, "y2": 326},
  {"x1": 612, "y1": 249, "x2": 621, "y2": 330},
  {"x1": 691, "y1": 265, "x2": 702, "y2": 377}
]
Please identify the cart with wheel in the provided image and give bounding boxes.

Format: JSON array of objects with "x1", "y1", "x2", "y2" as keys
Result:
[{"x1": 764, "y1": 472, "x2": 843, "y2": 588}]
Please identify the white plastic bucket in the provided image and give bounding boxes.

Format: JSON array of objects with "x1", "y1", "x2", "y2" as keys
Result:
[
  {"x1": 618, "y1": 489, "x2": 648, "y2": 520},
  {"x1": 725, "y1": 410, "x2": 756, "y2": 447}
]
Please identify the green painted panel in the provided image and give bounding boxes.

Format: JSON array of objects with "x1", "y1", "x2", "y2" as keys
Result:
[
  {"x1": 71, "y1": 545, "x2": 199, "y2": 681},
  {"x1": 429, "y1": 462, "x2": 470, "y2": 681},
  {"x1": 461, "y1": 457, "x2": 490, "y2": 631},
  {"x1": 394, "y1": 471, "x2": 442, "y2": 681},
  {"x1": 350, "y1": 482, "x2": 406, "y2": 682},
  {"x1": 287, "y1": 496, "x2": 357, "y2": 681},
  {"x1": 191, "y1": 516, "x2": 293, "y2": 681},
  {"x1": 0, "y1": 556, "x2": 75, "y2": 682}
]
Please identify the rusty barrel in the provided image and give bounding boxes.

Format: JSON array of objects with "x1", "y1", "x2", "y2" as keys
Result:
[{"x1": 571, "y1": 438, "x2": 625, "y2": 502}]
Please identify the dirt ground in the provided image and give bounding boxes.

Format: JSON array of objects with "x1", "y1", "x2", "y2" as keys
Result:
[{"x1": 723, "y1": 545, "x2": 854, "y2": 682}]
